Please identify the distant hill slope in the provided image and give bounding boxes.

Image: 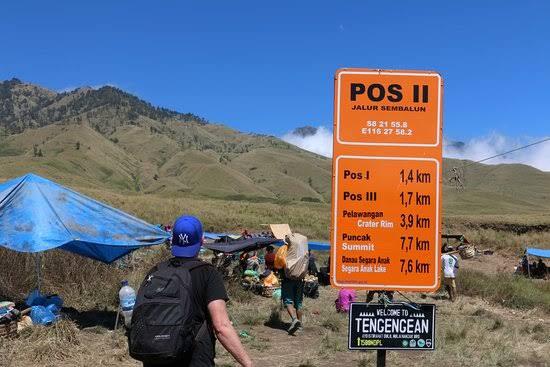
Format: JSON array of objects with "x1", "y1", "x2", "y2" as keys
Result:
[
  {"x1": 0, "y1": 78, "x2": 331, "y2": 201},
  {"x1": 443, "y1": 158, "x2": 550, "y2": 215},
  {"x1": 1, "y1": 78, "x2": 549, "y2": 215}
]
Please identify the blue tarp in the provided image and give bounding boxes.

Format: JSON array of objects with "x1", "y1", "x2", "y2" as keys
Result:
[
  {"x1": 205, "y1": 232, "x2": 331, "y2": 251},
  {"x1": 0, "y1": 173, "x2": 169, "y2": 263},
  {"x1": 204, "y1": 232, "x2": 223, "y2": 240},
  {"x1": 526, "y1": 248, "x2": 550, "y2": 259}
]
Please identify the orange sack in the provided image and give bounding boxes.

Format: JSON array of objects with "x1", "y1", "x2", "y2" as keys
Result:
[{"x1": 274, "y1": 244, "x2": 288, "y2": 270}]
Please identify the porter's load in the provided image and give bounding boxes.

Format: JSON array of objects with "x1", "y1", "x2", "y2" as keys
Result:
[
  {"x1": 119, "y1": 280, "x2": 136, "y2": 328},
  {"x1": 284, "y1": 233, "x2": 309, "y2": 280},
  {"x1": 459, "y1": 245, "x2": 475, "y2": 259}
]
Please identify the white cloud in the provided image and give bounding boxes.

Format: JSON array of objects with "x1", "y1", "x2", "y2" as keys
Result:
[
  {"x1": 283, "y1": 127, "x2": 550, "y2": 172},
  {"x1": 282, "y1": 126, "x2": 333, "y2": 157},
  {"x1": 444, "y1": 133, "x2": 550, "y2": 172}
]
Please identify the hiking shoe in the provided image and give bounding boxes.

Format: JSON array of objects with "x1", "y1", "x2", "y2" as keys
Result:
[{"x1": 288, "y1": 319, "x2": 301, "y2": 335}]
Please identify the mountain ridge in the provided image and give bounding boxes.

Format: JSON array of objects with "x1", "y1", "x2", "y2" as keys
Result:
[{"x1": 0, "y1": 79, "x2": 331, "y2": 202}]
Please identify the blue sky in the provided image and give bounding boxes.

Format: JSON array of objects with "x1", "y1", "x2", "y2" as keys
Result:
[{"x1": 1, "y1": 0, "x2": 549, "y2": 140}]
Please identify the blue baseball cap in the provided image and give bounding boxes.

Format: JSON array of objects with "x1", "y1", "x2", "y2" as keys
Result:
[{"x1": 171, "y1": 215, "x2": 203, "y2": 258}]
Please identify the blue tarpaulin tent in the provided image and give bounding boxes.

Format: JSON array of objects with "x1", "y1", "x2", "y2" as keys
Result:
[
  {"x1": 526, "y1": 248, "x2": 550, "y2": 259},
  {"x1": 0, "y1": 173, "x2": 169, "y2": 263}
]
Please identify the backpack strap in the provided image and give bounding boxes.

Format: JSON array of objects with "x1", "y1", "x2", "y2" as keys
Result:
[
  {"x1": 167, "y1": 258, "x2": 212, "y2": 343},
  {"x1": 168, "y1": 257, "x2": 211, "y2": 272}
]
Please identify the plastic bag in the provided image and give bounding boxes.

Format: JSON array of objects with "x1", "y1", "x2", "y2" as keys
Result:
[
  {"x1": 45, "y1": 295, "x2": 63, "y2": 308},
  {"x1": 243, "y1": 270, "x2": 259, "y2": 278},
  {"x1": 263, "y1": 273, "x2": 279, "y2": 287},
  {"x1": 274, "y1": 245, "x2": 288, "y2": 270},
  {"x1": 30, "y1": 306, "x2": 56, "y2": 325},
  {"x1": 272, "y1": 288, "x2": 282, "y2": 301},
  {"x1": 26, "y1": 289, "x2": 46, "y2": 307},
  {"x1": 25, "y1": 290, "x2": 63, "y2": 308},
  {"x1": 46, "y1": 303, "x2": 60, "y2": 317}
]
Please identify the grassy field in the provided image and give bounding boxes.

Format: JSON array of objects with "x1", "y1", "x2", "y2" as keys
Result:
[{"x1": 1, "y1": 256, "x2": 549, "y2": 367}]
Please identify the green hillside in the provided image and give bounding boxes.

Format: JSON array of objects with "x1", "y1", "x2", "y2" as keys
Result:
[
  {"x1": 443, "y1": 158, "x2": 550, "y2": 215},
  {"x1": 0, "y1": 78, "x2": 331, "y2": 202},
  {"x1": 1, "y1": 78, "x2": 549, "y2": 216}
]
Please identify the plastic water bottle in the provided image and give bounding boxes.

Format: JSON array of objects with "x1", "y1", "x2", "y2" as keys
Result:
[{"x1": 119, "y1": 280, "x2": 136, "y2": 328}]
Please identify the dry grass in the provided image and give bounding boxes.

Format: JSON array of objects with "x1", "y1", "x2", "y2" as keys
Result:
[
  {"x1": 0, "y1": 245, "x2": 173, "y2": 311},
  {"x1": 0, "y1": 319, "x2": 81, "y2": 365},
  {"x1": 443, "y1": 217, "x2": 550, "y2": 255},
  {"x1": 215, "y1": 285, "x2": 550, "y2": 367},
  {"x1": 0, "y1": 187, "x2": 549, "y2": 366},
  {"x1": 459, "y1": 269, "x2": 550, "y2": 312},
  {"x1": 77, "y1": 187, "x2": 332, "y2": 241},
  {"x1": 0, "y1": 248, "x2": 124, "y2": 310}
]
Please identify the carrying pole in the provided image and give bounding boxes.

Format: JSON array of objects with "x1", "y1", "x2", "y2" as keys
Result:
[{"x1": 376, "y1": 350, "x2": 386, "y2": 367}]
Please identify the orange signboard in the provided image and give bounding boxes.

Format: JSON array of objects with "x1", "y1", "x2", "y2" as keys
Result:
[{"x1": 331, "y1": 69, "x2": 443, "y2": 292}]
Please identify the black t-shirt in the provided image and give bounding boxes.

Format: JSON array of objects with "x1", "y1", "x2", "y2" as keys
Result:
[{"x1": 144, "y1": 257, "x2": 228, "y2": 367}]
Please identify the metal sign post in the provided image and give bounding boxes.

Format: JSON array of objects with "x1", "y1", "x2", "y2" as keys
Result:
[{"x1": 376, "y1": 350, "x2": 386, "y2": 367}]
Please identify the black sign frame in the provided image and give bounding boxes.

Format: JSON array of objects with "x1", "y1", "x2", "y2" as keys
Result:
[{"x1": 348, "y1": 302, "x2": 436, "y2": 350}]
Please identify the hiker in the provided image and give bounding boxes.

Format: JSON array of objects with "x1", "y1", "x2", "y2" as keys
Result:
[
  {"x1": 521, "y1": 254, "x2": 529, "y2": 275},
  {"x1": 308, "y1": 250, "x2": 318, "y2": 276},
  {"x1": 535, "y1": 258, "x2": 547, "y2": 278},
  {"x1": 239, "y1": 252, "x2": 249, "y2": 272},
  {"x1": 241, "y1": 229, "x2": 252, "y2": 239},
  {"x1": 133, "y1": 215, "x2": 252, "y2": 367},
  {"x1": 277, "y1": 233, "x2": 309, "y2": 335},
  {"x1": 264, "y1": 246, "x2": 275, "y2": 271},
  {"x1": 441, "y1": 245, "x2": 459, "y2": 302}
]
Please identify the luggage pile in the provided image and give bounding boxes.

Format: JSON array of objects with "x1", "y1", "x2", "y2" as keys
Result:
[
  {"x1": 0, "y1": 290, "x2": 64, "y2": 338},
  {"x1": 0, "y1": 301, "x2": 32, "y2": 338},
  {"x1": 303, "y1": 274, "x2": 319, "y2": 299}
]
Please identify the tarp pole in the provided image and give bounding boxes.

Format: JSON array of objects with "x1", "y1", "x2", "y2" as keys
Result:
[
  {"x1": 35, "y1": 253, "x2": 42, "y2": 293},
  {"x1": 527, "y1": 255, "x2": 531, "y2": 278}
]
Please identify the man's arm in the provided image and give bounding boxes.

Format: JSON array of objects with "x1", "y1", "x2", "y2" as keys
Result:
[{"x1": 208, "y1": 299, "x2": 253, "y2": 367}]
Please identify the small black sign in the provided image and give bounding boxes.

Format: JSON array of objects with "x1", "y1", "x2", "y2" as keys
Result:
[{"x1": 348, "y1": 303, "x2": 435, "y2": 350}]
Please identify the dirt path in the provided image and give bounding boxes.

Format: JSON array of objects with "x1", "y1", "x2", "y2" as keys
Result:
[{"x1": 214, "y1": 286, "x2": 550, "y2": 367}]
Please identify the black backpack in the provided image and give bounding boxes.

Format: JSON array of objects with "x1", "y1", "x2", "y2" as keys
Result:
[
  {"x1": 128, "y1": 259, "x2": 207, "y2": 364},
  {"x1": 303, "y1": 280, "x2": 319, "y2": 299}
]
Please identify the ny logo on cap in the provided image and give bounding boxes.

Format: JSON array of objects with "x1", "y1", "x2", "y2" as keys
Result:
[{"x1": 179, "y1": 233, "x2": 190, "y2": 245}]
